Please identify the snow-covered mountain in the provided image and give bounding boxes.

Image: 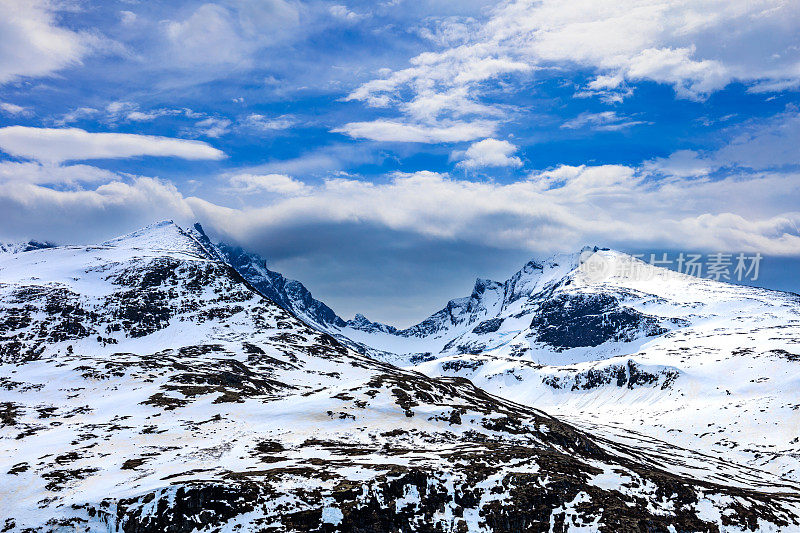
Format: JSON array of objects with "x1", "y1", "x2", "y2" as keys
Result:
[
  {"x1": 193, "y1": 225, "x2": 395, "y2": 336},
  {"x1": 362, "y1": 248, "x2": 800, "y2": 484},
  {"x1": 3, "y1": 222, "x2": 798, "y2": 532},
  {"x1": 214, "y1": 237, "x2": 800, "y2": 486},
  {"x1": 218, "y1": 244, "x2": 679, "y2": 365},
  {"x1": 323, "y1": 247, "x2": 679, "y2": 363},
  {"x1": 173, "y1": 230, "x2": 800, "y2": 485}
]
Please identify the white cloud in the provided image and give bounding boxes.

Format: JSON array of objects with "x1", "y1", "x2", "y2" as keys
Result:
[
  {"x1": 56, "y1": 104, "x2": 201, "y2": 125},
  {"x1": 195, "y1": 117, "x2": 232, "y2": 138},
  {"x1": 228, "y1": 143, "x2": 371, "y2": 177},
  {"x1": 0, "y1": 0, "x2": 91, "y2": 84},
  {"x1": 329, "y1": 5, "x2": 369, "y2": 22},
  {"x1": 344, "y1": 0, "x2": 800, "y2": 136},
  {"x1": 125, "y1": 111, "x2": 159, "y2": 122},
  {"x1": 624, "y1": 47, "x2": 729, "y2": 100},
  {"x1": 0, "y1": 161, "x2": 117, "y2": 185},
  {"x1": 0, "y1": 127, "x2": 226, "y2": 164},
  {"x1": 416, "y1": 16, "x2": 480, "y2": 48},
  {"x1": 163, "y1": 0, "x2": 301, "y2": 68},
  {"x1": 333, "y1": 119, "x2": 496, "y2": 143},
  {"x1": 119, "y1": 10, "x2": 137, "y2": 26},
  {"x1": 54, "y1": 107, "x2": 100, "y2": 126},
  {"x1": 347, "y1": 49, "x2": 531, "y2": 122},
  {"x1": 228, "y1": 173, "x2": 310, "y2": 195},
  {"x1": 454, "y1": 138, "x2": 523, "y2": 169},
  {"x1": 164, "y1": 4, "x2": 246, "y2": 67},
  {"x1": 0, "y1": 176, "x2": 194, "y2": 244},
  {"x1": 243, "y1": 114, "x2": 295, "y2": 131},
  {"x1": 0, "y1": 102, "x2": 29, "y2": 116},
  {"x1": 645, "y1": 150, "x2": 714, "y2": 178},
  {"x1": 105, "y1": 101, "x2": 139, "y2": 121},
  {"x1": 561, "y1": 111, "x2": 648, "y2": 131}
]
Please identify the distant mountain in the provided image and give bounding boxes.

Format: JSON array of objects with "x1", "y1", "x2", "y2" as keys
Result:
[
  {"x1": 331, "y1": 247, "x2": 662, "y2": 362},
  {"x1": 2, "y1": 221, "x2": 797, "y2": 531},
  {"x1": 0, "y1": 240, "x2": 56, "y2": 254},
  {"x1": 346, "y1": 312, "x2": 398, "y2": 334}
]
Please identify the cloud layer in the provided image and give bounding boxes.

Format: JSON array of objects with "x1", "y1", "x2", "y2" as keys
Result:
[
  {"x1": 334, "y1": 120, "x2": 496, "y2": 143},
  {"x1": 0, "y1": 0, "x2": 799, "y2": 322},
  {"x1": 0, "y1": 127, "x2": 225, "y2": 164},
  {"x1": 4, "y1": 160, "x2": 798, "y2": 257}
]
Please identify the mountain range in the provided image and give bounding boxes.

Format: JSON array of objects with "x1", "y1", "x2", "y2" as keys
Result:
[
  {"x1": 197, "y1": 228, "x2": 800, "y2": 484},
  {"x1": 2, "y1": 221, "x2": 799, "y2": 532}
]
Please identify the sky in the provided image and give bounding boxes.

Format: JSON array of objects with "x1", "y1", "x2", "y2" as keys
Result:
[{"x1": 0, "y1": 0, "x2": 799, "y2": 326}]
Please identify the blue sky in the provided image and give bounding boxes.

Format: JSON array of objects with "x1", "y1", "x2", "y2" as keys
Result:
[{"x1": 1, "y1": 0, "x2": 799, "y2": 325}]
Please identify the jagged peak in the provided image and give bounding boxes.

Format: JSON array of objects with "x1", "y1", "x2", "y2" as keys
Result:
[
  {"x1": 347, "y1": 313, "x2": 398, "y2": 334},
  {"x1": 472, "y1": 277, "x2": 502, "y2": 291},
  {"x1": 466, "y1": 278, "x2": 502, "y2": 302}
]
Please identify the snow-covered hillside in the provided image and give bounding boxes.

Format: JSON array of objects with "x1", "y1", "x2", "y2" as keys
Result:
[
  {"x1": 386, "y1": 249, "x2": 800, "y2": 483},
  {"x1": 189, "y1": 232, "x2": 800, "y2": 486},
  {"x1": 3, "y1": 223, "x2": 799, "y2": 532}
]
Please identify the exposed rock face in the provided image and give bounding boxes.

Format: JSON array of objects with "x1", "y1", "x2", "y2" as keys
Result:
[
  {"x1": 346, "y1": 313, "x2": 398, "y2": 334},
  {"x1": 2, "y1": 222, "x2": 799, "y2": 532},
  {"x1": 541, "y1": 359, "x2": 679, "y2": 391},
  {"x1": 529, "y1": 293, "x2": 668, "y2": 350},
  {"x1": 215, "y1": 239, "x2": 347, "y2": 330}
]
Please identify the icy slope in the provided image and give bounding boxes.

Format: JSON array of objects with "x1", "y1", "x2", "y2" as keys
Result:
[{"x1": 2, "y1": 225, "x2": 798, "y2": 532}]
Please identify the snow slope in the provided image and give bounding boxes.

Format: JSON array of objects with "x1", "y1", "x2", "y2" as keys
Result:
[{"x1": 2, "y1": 224, "x2": 798, "y2": 532}]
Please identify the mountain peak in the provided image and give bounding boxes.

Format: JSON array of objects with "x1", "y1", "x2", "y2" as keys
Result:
[
  {"x1": 347, "y1": 313, "x2": 398, "y2": 334},
  {"x1": 471, "y1": 277, "x2": 502, "y2": 294},
  {"x1": 100, "y1": 220, "x2": 218, "y2": 261}
]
